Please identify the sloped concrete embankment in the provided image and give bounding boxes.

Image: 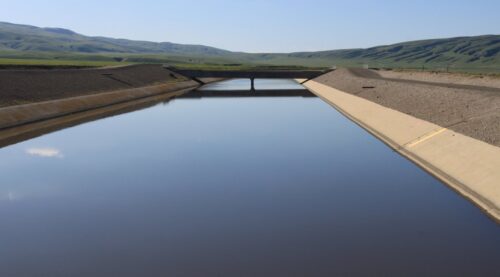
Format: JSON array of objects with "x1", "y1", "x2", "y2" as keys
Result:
[
  {"x1": 0, "y1": 87, "x2": 192, "y2": 149},
  {"x1": 314, "y1": 68, "x2": 500, "y2": 147},
  {"x1": 0, "y1": 64, "x2": 208, "y2": 130},
  {"x1": 0, "y1": 81, "x2": 198, "y2": 130},
  {"x1": 301, "y1": 80, "x2": 500, "y2": 222},
  {"x1": 0, "y1": 64, "x2": 186, "y2": 107}
]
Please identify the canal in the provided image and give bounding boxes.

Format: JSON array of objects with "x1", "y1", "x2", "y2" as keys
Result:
[{"x1": 0, "y1": 79, "x2": 499, "y2": 276}]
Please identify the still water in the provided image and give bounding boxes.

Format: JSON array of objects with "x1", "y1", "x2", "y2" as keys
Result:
[{"x1": 0, "y1": 79, "x2": 499, "y2": 276}]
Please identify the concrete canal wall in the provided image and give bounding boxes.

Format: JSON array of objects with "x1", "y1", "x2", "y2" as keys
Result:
[
  {"x1": 0, "y1": 81, "x2": 199, "y2": 130},
  {"x1": 0, "y1": 64, "x2": 186, "y2": 107},
  {"x1": 314, "y1": 68, "x2": 500, "y2": 147},
  {"x1": 301, "y1": 76, "x2": 500, "y2": 222},
  {"x1": 0, "y1": 87, "x2": 193, "y2": 149},
  {"x1": 0, "y1": 64, "x2": 214, "y2": 131}
]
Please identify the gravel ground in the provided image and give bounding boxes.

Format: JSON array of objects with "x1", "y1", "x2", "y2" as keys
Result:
[
  {"x1": 314, "y1": 68, "x2": 500, "y2": 147},
  {"x1": 379, "y1": 70, "x2": 500, "y2": 89},
  {"x1": 0, "y1": 64, "x2": 185, "y2": 107}
]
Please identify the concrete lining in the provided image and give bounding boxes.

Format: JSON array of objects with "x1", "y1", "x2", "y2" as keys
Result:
[
  {"x1": 314, "y1": 68, "x2": 500, "y2": 147},
  {"x1": 0, "y1": 64, "x2": 187, "y2": 107},
  {"x1": 302, "y1": 80, "x2": 500, "y2": 222},
  {"x1": 0, "y1": 87, "x2": 192, "y2": 149},
  {"x1": 0, "y1": 80, "x2": 199, "y2": 130}
]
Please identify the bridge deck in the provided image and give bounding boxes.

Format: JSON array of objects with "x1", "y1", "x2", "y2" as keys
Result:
[{"x1": 167, "y1": 67, "x2": 331, "y2": 80}]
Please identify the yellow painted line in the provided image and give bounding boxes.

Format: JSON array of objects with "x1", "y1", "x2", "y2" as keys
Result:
[{"x1": 405, "y1": 128, "x2": 447, "y2": 148}]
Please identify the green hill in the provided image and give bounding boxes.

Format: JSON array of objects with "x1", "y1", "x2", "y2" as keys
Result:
[
  {"x1": 280, "y1": 35, "x2": 500, "y2": 71},
  {"x1": 0, "y1": 21, "x2": 499, "y2": 72},
  {"x1": 0, "y1": 21, "x2": 230, "y2": 56}
]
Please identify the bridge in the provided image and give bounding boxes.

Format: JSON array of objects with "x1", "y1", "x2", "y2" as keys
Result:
[{"x1": 165, "y1": 66, "x2": 332, "y2": 90}]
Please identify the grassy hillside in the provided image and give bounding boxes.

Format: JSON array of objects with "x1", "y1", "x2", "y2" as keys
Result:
[
  {"x1": 0, "y1": 21, "x2": 499, "y2": 73},
  {"x1": 0, "y1": 22, "x2": 230, "y2": 56},
  {"x1": 281, "y1": 35, "x2": 500, "y2": 71}
]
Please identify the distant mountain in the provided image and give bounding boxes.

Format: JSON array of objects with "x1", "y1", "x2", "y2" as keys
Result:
[
  {"x1": 0, "y1": 21, "x2": 230, "y2": 56},
  {"x1": 0, "y1": 21, "x2": 499, "y2": 71}
]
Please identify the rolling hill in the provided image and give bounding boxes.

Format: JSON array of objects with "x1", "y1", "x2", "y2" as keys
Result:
[
  {"x1": 277, "y1": 35, "x2": 500, "y2": 70},
  {"x1": 0, "y1": 21, "x2": 230, "y2": 56},
  {"x1": 0, "y1": 21, "x2": 499, "y2": 72}
]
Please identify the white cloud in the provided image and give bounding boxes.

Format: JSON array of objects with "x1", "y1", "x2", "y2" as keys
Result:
[{"x1": 26, "y1": 147, "x2": 63, "y2": 158}]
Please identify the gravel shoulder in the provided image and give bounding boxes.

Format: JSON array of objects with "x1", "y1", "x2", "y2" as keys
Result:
[{"x1": 314, "y1": 68, "x2": 500, "y2": 147}]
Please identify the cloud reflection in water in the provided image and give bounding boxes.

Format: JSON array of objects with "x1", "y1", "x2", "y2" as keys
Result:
[{"x1": 26, "y1": 147, "x2": 63, "y2": 158}]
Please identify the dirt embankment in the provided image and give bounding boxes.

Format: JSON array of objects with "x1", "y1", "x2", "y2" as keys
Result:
[
  {"x1": 0, "y1": 64, "x2": 187, "y2": 107},
  {"x1": 314, "y1": 68, "x2": 500, "y2": 147}
]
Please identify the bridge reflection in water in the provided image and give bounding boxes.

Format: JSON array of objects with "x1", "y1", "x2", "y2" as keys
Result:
[{"x1": 177, "y1": 89, "x2": 316, "y2": 99}]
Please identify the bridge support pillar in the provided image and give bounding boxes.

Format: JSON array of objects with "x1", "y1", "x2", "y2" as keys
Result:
[{"x1": 250, "y1": 78, "x2": 255, "y2": 91}]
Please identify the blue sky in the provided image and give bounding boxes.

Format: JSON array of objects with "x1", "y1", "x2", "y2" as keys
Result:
[{"x1": 1, "y1": 0, "x2": 499, "y2": 52}]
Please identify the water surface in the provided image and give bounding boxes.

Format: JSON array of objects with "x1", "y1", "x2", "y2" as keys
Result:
[
  {"x1": 199, "y1": 78, "x2": 305, "y2": 90},
  {"x1": 0, "y1": 79, "x2": 499, "y2": 276}
]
